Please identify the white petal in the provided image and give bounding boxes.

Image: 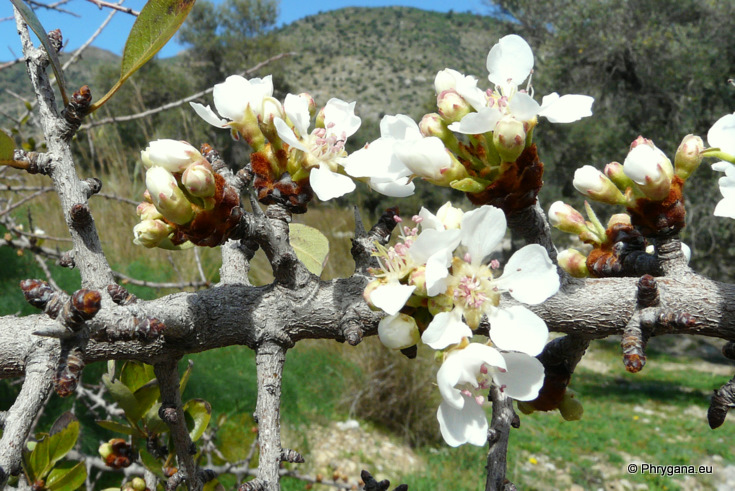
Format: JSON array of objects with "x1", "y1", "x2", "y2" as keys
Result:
[
  {"x1": 395, "y1": 137, "x2": 451, "y2": 180},
  {"x1": 712, "y1": 161, "x2": 735, "y2": 173},
  {"x1": 488, "y1": 306, "x2": 549, "y2": 356},
  {"x1": 370, "y1": 283, "x2": 416, "y2": 315},
  {"x1": 324, "y1": 98, "x2": 361, "y2": 139},
  {"x1": 437, "y1": 397, "x2": 489, "y2": 447},
  {"x1": 708, "y1": 113, "x2": 735, "y2": 155},
  {"x1": 493, "y1": 352, "x2": 545, "y2": 401},
  {"x1": 343, "y1": 138, "x2": 411, "y2": 180},
  {"x1": 421, "y1": 311, "x2": 471, "y2": 350},
  {"x1": 538, "y1": 93, "x2": 594, "y2": 123},
  {"x1": 409, "y1": 228, "x2": 461, "y2": 264},
  {"x1": 274, "y1": 117, "x2": 308, "y2": 152},
  {"x1": 460, "y1": 205, "x2": 507, "y2": 265},
  {"x1": 425, "y1": 250, "x2": 452, "y2": 296},
  {"x1": 494, "y1": 244, "x2": 559, "y2": 304},
  {"x1": 714, "y1": 197, "x2": 735, "y2": 219},
  {"x1": 378, "y1": 314, "x2": 419, "y2": 350},
  {"x1": 190, "y1": 102, "x2": 229, "y2": 128},
  {"x1": 418, "y1": 206, "x2": 444, "y2": 230},
  {"x1": 283, "y1": 93, "x2": 311, "y2": 137},
  {"x1": 508, "y1": 92, "x2": 540, "y2": 122},
  {"x1": 212, "y1": 75, "x2": 251, "y2": 122},
  {"x1": 310, "y1": 166, "x2": 355, "y2": 201},
  {"x1": 448, "y1": 107, "x2": 502, "y2": 134},
  {"x1": 487, "y1": 34, "x2": 534, "y2": 87},
  {"x1": 368, "y1": 177, "x2": 415, "y2": 197},
  {"x1": 380, "y1": 114, "x2": 422, "y2": 140}
]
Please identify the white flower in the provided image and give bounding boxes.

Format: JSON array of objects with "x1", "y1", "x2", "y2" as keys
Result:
[
  {"x1": 378, "y1": 314, "x2": 420, "y2": 350},
  {"x1": 573, "y1": 165, "x2": 625, "y2": 204},
  {"x1": 190, "y1": 75, "x2": 274, "y2": 128},
  {"x1": 274, "y1": 97, "x2": 360, "y2": 201},
  {"x1": 708, "y1": 112, "x2": 735, "y2": 173},
  {"x1": 434, "y1": 68, "x2": 487, "y2": 111},
  {"x1": 141, "y1": 140, "x2": 204, "y2": 173},
  {"x1": 449, "y1": 35, "x2": 593, "y2": 135},
  {"x1": 418, "y1": 205, "x2": 558, "y2": 351},
  {"x1": 623, "y1": 140, "x2": 673, "y2": 201},
  {"x1": 436, "y1": 343, "x2": 544, "y2": 446},
  {"x1": 714, "y1": 164, "x2": 735, "y2": 219}
]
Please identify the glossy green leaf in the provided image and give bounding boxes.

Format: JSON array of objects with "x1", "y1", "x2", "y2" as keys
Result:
[
  {"x1": 27, "y1": 436, "x2": 50, "y2": 482},
  {"x1": 289, "y1": 223, "x2": 330, "y2": 276},
  {"x1": 121, "y1": 360, "x2": 153, "y2": 393},
  {"x1": 179, "y1": 359, "x2": 194, "y2": 395},
  {"x1": 46, "y1": 461, "x2": 86, "y2": 491},
  {"x1": 8, "y1": 0, "x2": 68, "y2": 105},
  {"x1": 449, "y1": 177, "x2": 492, "y2": 193},
  {"x1": 183, "y1": 399, "x2": 212, "y2": 442},
  {"x1": 0, "y1": 129, "x2": 14, "y2": 163},
  {"x1": 143, "y1": 402, "x2": 168, "y2": 435},
  {"x1": 47, "y1": 412, "x2": 79, "y2": 466},
  {"x1": 102, "y1": 373, "x2": 141, "y2": 420},
  {"x1": 139, "y1": 448, "x2": 166, "y2": 478},
  {"x1": 132, "y1": 380, "x2": 161, "y2": 422},
  {"x1": 90, "y1": 0, "x2": 195, "y2": 111},
  {"x1": 95, "y1": 420, "x2": 135, "y2": 436}
]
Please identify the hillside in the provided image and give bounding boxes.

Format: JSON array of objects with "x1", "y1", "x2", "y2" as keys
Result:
[{"x1": 275, "y1": 7, "x2": 505, "y2": 123}]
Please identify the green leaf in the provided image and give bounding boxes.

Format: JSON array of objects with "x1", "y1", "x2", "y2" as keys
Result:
[
  {"x1": 143, "y1": 402, "x2": 168, "y2": 435},
  {"x1": 0, "y1": 129, "x2": 14, "y2": 163},
  {"x1": 183, "y1": 399, "x2": 212, "y2": 442},
  {"x1": 96, "y1": 420, "x2": 135, "y2": 436},
  {"x1": 8, "y1": 0, "x2": 68, "y2": 105},
  {"x1": 132, "y1": 380, "x2": 161, "y2": 422},
  {"x1": 449, "y1": 177, "x2": 492, "y2": 193},
  {"x1": 289, "y1": 223, "x2": 330, "y2": 276},
  {"x1": 203, "y1": 479, "x2": 226, "y2": 491},
  {"x1": 179, "y1": 359, "x2": 194, "y2": 395},
  {"x1": 47, "y1": 412, "x2": 79, "y2": 467},
  {"x1": 90, "y1": 0, "x2": 195, "y2": 111},
  {"x1": 27, "y1": 436, "x2": 51, "y2": 482},
  {"x1": 121, "y1": 360, "x2": 153, "y2": 393},
  {"x1": 46, "y1": 461, "x2": 86, "y2": 491},
  {"x1": 102, "y1": 374, "x2": 141, "y2": 421},
  {"x1": 139, "y1": 448, "x2": 165, "y2": 478}
]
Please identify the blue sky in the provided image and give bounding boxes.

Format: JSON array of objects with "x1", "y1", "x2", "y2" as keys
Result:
[{"x1": 1, "y1": 0, "x2": 485, "y2": 62}]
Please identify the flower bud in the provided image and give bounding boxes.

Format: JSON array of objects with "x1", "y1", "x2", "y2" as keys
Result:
[
  {"x1": 493, "y1": 116, "x2": 526, "y2": 162},
  {"x1": 396, "y1": 136, "x2": 469, "y2": 185},
  {"x1": 145, "y1": 166, "x2": 194, "y2": 225},
  {"x1": 136, "y1": 201, "x2": 163, "y2": 221},
  {"x1": 182, "y1": 161, "x2": 216, "y2": 198},
  {"x1": 133, "y1": 219, "x2": 174, "y2": 248},
  {"x1": 548, "y1": 201, "x2": 587, "y2": 235},
  {"x1": 573, "y1": 165, "x2": 626, "y2": 205},
  {"x1": 434, "y1": 68, "x2": 461, "y2": 94},
  {"x1": 378, "y1": 313, "x2": 420, "y2": 350},
  {"x1": 437, "y1": 89, "x2": 472, "y2": 122},
  {"x1": 674, "y1": 134, "x2": 704, "y2": 180},
  {"x1": 419, "y1": 113, "x2": 450, "y2": 140},
  {"x1": 435, "y1": 202, "x2": 464, "y2": 229},
  {"x1": 131, "y1": 477, "x2": 146, "y2": 491},
  {"x1": 141, "y1": 139, "x2": 204, "y2": 173},
  {"x1": 557, "y1": 249, "x2": 589, "y2": 278},
  {"x1": 623, "y1": 142, "x2": 673, "y2": 201},
  {"x1": 603, "y1": 162, "x2": 635, "y2": 191},
  {"x1": 606, "y1": 213, "x2": 631, "y2": 228}
]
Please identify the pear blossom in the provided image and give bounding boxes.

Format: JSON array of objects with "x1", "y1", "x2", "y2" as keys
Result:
[
  {"x1": 573, "y1": 165, "x2": 626, "y2": 205},
  {"x1": 436, "y1": 343, "x2": 544, "y2": 446},
  {"x1": 273, "y1": 96, "x2": 361, "y2": 201},
  {"x1": 623, "y1": 139, "x2": 673, "y2": 201},
  {"x1": 448, "y1": 35, "x2": 593, "y2": 135},
  {"x1": 378, "y1": 313, "x2": 420, "y2": 350},
  {"x1": 190, "y1": 75, "x2": 274, "y2": 130},
  {"x1": 145, "y1": 166, "x2": 194, "y2": 225},
  {"x1": 419, "y1": 205, "x2": 559, "y2": 351},
  {"x1": 368, "y1": 224, "x2": 420, "y2": 315},
  {"x1": 141, "y1": 139, "x2": 206, "y2": 173}
]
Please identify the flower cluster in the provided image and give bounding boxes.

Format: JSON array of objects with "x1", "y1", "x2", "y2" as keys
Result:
[
  {"x1": 133, "y1": 140, "x2": 240, "y2": 249},
  {"x1": 349, "y1": 35, "x2": 594, "y2": 214},
  {"x1": 366, "y1": 202, "x2": 559, "y2": 446}
]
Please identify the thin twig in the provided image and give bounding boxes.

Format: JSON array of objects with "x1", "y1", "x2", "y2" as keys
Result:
[
  {"x1": 79, "y1": 52, "x2": 295, "y2": 130},
  {"x1": 33, "y1": 253, "x2": 60, "y2": 290},
  {"x1": 85, "y1": 0, "x2": 139, "y2": 15},
  {"x1": 0, "y1": 188, "x2": 54, "y2": 217},
  {"x1": 62, "y1": 0, "x2": 122, "y2": 71}
]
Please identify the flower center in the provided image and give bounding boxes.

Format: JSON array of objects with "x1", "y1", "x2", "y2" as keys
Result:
[
  {"x1": 307, "y1": 125, "x2": 346, "y2": 170},
  {"x1": 454, "y1": 275, "x2": 488, "y2": 309}
]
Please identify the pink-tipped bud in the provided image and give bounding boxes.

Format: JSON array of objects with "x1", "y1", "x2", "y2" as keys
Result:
[
  {"x1": 623, "y1": 140, "x2": 673, "y2": 201},
  {"x1": 548, "y1": 201, "x2": 587, "y2": 235},
  {"x1": 493, "y1": 116, "x2": 526, "y2": 162},
  {"x1": 182, "y1": 161, "x2": 216, "y2": 198},
  {"x1": 419, "y1": 113, "x2": 448, "y2": 139},
  {"x1": 674, "y1": 134, "x2": 704, "y2": 180},
  {"x1": 603, "y1": 161, "x2": 635, "y2": 190},
  {"x1": 133, "y1": 219, "x2": 174, "y2": 248},
  {"x1": 145, "y1": 166, "x2": 194, "y2": 225},
  {"x1": 573, "y1": 165, "x2": 626, "y2": 205},
  {"x1": 136, "y1": 201, "x2": 163, "y2": 221},
  {"x1": 378, "y1": 313, "x2": 420, "y2": 350},
  {"x1": 141, "y1": 139, "x2": 204, "y2": 173},
  {"x1": 437, "y1": 89, "x2": 473, "y2": 122},
  {"x1": 557, "y1": 249, "x2": 589, "y2": 278}
]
